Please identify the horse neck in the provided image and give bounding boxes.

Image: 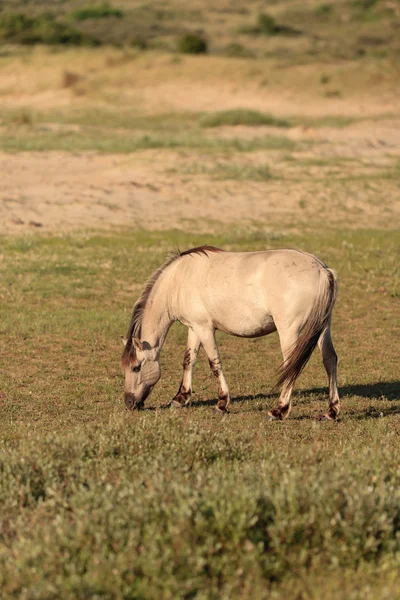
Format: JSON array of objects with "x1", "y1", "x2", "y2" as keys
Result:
[{"x1": 140, "y1": 271, "x2": 174, "y2": 356}]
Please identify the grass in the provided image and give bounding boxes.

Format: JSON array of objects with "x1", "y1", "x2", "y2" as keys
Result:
[
  {"x1": 0, "y1": 6, "x2": 399, "y2": 596},
  {"x1": 172, "y1": 161, "x2": 273, "y2": 181},
  {"x1": 70, "y1": 4, "x2": 124, "y2": 22},
  {"x1": 0, "y1": 228, "x2": 399, "y2": 597},
  {"x1": 200, "y1": 109, "x2": 291, "y2": 128},
  {"x1": 0, "y1": 127, "x2": 296, "y2": 154}
]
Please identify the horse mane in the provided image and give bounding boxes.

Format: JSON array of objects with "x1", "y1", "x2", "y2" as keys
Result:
[
  {"x1": 180, "y1": 245, "x2": 224, "y2": 258},
  {"x1": 121, "y1": 245, "x2": 223, "y2": 365}
]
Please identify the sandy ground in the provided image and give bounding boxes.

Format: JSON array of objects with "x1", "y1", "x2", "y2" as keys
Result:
[
  {"x1": 1, "y1": 118, "x2": 399, "y2": 235},
  {"x1": 0, "y1": 51, "x2": 399, "y2": 236}
]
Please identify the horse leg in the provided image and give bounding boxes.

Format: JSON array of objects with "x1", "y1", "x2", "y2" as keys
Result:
[
  {"x1": 171, "y1": 328, "x2": 201, "y2": 408},
  {"x1": 268, "y1": 328, "x2": 298, "y2": 420},
  {"x1": 198, "y1": 329, "x2": 230, "y2": 414},
  {"x1": 318, "y1": 325, "x2": 340, "y2": 420}
]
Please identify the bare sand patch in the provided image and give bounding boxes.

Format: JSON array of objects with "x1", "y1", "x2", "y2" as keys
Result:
[{"x1": 1, "y1": 120, "x2": 399, "y2": 235}]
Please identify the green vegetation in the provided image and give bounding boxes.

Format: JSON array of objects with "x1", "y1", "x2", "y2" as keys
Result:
[
  {"x1": 70, "y1": 4, "x2": 124, "y2": 22},
  {"x1": 239, "y1": 12, "x2": 300, "y2": 37},
  {"x1": 177, "y1": 32, "x2": 208, "y2": 54},
  {"x1": 0, "y1": 0, "x2": 398, "y2": 60},
  {"x1": 200, "y1": 109, "x2": 291, "y2": 128},
  {"x1": 0, "y1": 229, "x2": 399, "y2": 598},
  {"x1": 0, "y1": 13, "x2": 97, "y2": 46},
  {"x1": 0, "y1": 125, "x2": 295, "y2": 154}
]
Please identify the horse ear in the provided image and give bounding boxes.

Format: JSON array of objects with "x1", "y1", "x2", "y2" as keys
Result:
[
  {"x1": 121, "y1": 336, "x2": 128, "y2": 347},
  {"x1": 132, "y1": 337, "x2": 143, "y2": 352}
]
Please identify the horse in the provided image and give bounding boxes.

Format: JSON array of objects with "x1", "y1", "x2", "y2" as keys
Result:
[{"x1": 121, "y1": 245, "x2": 339, "y2": 420}]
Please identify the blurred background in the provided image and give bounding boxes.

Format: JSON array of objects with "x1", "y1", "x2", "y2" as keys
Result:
[{"x1": 1, "y1": 0, "x2": 399, "y2": 233}]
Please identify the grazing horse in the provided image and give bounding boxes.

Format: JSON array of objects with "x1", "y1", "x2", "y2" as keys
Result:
[{"x1": 121, "y1": 246, "x2": 339, "y2": 420}]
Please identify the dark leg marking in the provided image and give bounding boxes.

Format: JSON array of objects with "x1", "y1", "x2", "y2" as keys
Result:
[
  {"x1": 183, "y1": 348, "x2": 191, "y2": 369},
  {"x1": 268, "y1": 407, "x2": 283, "y2": 420},
  {"x1": 171, "y1": 383, "x2": 191, "y2": 408},
  {"x1": 208, "y1": 360, "x2": 230, "y2": 414}
]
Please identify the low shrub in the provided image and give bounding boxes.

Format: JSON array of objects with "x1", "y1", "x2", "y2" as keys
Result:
[
  {"x1": 200, "y1": 109, "x2": 291, "y2": 128},
  {"x1": 1, "y1": 421, "x2": 400, "y2": 597},
  {"x1": 258, "y1": 12, "x2": 278, "y2": 35},
  {"x1": 70, "y1": 4, "x2": 124, "y2": 21},
  {"x1": 177, "y1": 32, "x2": 208, "y2": 54},
  {"x1": 239, "y1": 12, "x2": 301, "y2": 37},
  {"x1": 0, "y1": 12, "x2": 99, "y2": 46}
]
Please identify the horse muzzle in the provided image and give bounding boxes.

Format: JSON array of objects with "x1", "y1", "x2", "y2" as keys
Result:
[
  {"x1": 124, "y1": 392, "x2": 144, "y2": 411},
  {"x1": 124, "y1": 385, "x2": 154, "y2": 410}
]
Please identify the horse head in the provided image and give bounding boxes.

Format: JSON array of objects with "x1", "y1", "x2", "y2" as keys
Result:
[{"x1": 121, "y1": 336, "x2": 161, "y2": 409}]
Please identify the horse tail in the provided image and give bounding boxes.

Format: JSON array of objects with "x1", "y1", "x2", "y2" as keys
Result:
[{"x1": 275, "y1": 266, "x2": 338, "y2": 391}]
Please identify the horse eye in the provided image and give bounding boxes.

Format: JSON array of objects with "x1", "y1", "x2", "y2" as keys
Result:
[{"x1": 132, "y1": 364, "x2": 141, "y2": 373}]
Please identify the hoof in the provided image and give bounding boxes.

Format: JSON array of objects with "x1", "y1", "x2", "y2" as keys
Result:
[
  {"x1": 267, "y1": 409, "x2": 283, "y2": 421},
  {"x1": 318, "y1": 412, "x2": 338, "y2": 422},
  {"x1": 171, "y1": 399, "x2": 185, "y2": 408},
  {"x1": 215, "y1": 404, "x2": 230, "y2": 415}
]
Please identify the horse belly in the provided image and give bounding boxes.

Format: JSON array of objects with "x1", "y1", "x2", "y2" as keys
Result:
[
  {"x1": 213, "y1": 303, "x2": 276, "y2": 338},
  {"x1": 216, "y1": 317, "x2": 276, "y2": 338}
]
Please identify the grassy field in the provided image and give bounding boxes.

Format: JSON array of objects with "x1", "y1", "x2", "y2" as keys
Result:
[
  {"x1": 1, "y1": 0, "x2": 400, "y2": 597},
  {"x1": 0, "y1": 228, "x2": 399, "y2": 598}
]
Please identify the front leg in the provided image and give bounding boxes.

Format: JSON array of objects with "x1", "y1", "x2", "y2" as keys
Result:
[
  {"x1": 200, "y1": 329, "x2": 231, "y2": 414},
  {"x1": 171, "y1": 328, "x2": 201, "y2": 407}
]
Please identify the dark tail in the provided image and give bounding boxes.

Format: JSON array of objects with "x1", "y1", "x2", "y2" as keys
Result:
[{"x1": 275, "y1": 267, "x2": 338, "y2": 391}]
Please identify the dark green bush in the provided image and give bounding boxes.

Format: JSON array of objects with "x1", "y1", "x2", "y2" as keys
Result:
[
  {"x1": 177, "y1": 32, "x2": 208, "y2": 54},
  {"x1": 258, "y1": 12, "x2": 278, "y2": 35},
  {"x1": 70, "y1": 4, "x2": 124, "y2": 21},
  {"x1": 0, "y1": 12, "x2": 98, "y2": 46}
]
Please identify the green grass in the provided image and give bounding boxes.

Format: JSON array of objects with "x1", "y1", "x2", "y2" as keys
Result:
[
  {"x1": 70, "y1": 4, "x2": 124, "y2": 22},
  {"x1": 0, "y1": 127, "x2": 296, "y2": 154},
  {"x1": 0, "y1": 228, "x2": 399, "y2": 598},
  {"x1": 200, "y1": 109, "x2": 291, "y2": 128}
]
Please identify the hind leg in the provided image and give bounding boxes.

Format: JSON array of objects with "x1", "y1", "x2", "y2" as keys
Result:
[
  {"x1": 318, "y1": 325, "x2": 340, "y2": 420},
  {"x1": 268, "y1": 327, "x2": 299, "y2": 420},
  {"x1": 170, "y1": 329, "x2": 201, "y2": 408}
]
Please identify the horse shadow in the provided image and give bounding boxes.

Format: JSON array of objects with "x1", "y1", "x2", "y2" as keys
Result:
[
  {"x1": 140, "y1": 381, "x2": 400, "y2": 418},
  {"x1": 193, "y1": 381, "x2": 399, "y2": 403}
]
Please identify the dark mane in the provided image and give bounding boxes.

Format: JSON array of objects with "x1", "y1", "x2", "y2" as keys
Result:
[
  {"x1": 121, "y1": 245, "x2": 224, "y2": 366},
  {"x1": 180, "y1": 245, "x2": 224, "y2": 258}
]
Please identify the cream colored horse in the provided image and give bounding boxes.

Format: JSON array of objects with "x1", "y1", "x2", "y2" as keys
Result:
[{"x1": 121, "y1": 246, "x2": 339, "y2": 420}]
